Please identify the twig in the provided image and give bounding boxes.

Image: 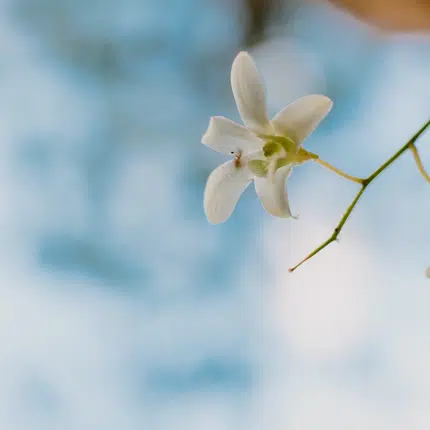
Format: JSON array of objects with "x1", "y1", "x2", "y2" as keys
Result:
[{"x1": 289, "y1": 119, "x2": 430, "y2": 273}]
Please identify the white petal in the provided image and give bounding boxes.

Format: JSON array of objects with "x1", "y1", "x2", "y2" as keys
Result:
[
  {"x1": 202, "y1": 116, "x2": 263, "y2": 155},
  {"x1": 271, "y1": 95, "x2": 333, "y2": 145},
  {"x1": 231, "y1": 51, "x2": 272, "y2": 135},
  {"x1": 204, "y1": 158, "x2": 253, "y2": 224},
  {"x1": 254, "y1": 165, "x2": 293, "y2": 218}
]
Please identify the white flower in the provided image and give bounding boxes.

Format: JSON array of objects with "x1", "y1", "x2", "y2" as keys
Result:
[{"x1": 202, "y1": 51, "x2": 333, "y2": 224}]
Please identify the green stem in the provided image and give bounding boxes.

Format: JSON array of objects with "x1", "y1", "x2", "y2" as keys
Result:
[
  {"x1": 289, "y1": 118, "x2": 430, "y2": 273},
  {"x1": 365, "y1": 119, "x2": 430, "y2": 183}
]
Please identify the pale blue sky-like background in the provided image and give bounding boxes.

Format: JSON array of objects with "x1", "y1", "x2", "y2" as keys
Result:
[{"x1": 0, "y1": 0, "x2": 430, "y2": 429}]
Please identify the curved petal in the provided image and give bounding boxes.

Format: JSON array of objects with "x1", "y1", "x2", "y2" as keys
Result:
[
  {"x1": 271, "y1": 95, "x2": 333, "y2": 146},
  {"x1": 231, "y1": 51, "x2": 272, "y2": 135},
  {"x1": 204, "y1": 158, "x2": 253, "y2": 224},
  {"x1": 254, "y1": 165, "x2": 293, "y2": 218},
  {"x1": 202, "y1": 116, "x2": 263, "y2": 155}
]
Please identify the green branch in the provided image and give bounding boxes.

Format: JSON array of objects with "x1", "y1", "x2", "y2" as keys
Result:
[{"x1": 289, "y1": 118, "x2": 430, "y2": 273}]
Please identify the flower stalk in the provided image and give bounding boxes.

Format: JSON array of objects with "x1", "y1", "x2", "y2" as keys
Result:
[
  {"x1": 313, "y1": 157, "x2": 364, "y2": 184},
  {"x1": 289, "y1": 118, "x2": 430, "y2": 273},
  {"x1": 409, "y1": 142, "x2": 430, "y2": 183}
]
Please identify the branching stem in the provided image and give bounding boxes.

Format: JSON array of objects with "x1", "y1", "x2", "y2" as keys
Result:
[{"x1": 289, "y1": 119, "x2": 430, "y2": 273}]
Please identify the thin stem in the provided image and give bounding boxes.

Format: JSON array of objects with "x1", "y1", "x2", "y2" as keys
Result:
[
  {"x1": 409, "y1": 143, "x2": 430, "y2": 183},
  {"x1": 289, "y1": 186, "x2": 366, "y2": 272},
  {"x1": 365, "y1": 119, "x2": 430, "y2": 183},
  {"x1": 289, "y1": 118, "x2": 430, "y2": 273},
  {"x1": 314, "y1": 157, "x2": 364, "y2": 184}
]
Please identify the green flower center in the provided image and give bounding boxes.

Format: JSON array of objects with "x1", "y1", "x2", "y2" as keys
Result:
[
  {"x1": 248, "y1": 159, "x2": 268, "y2": 177},
  {"x1": 261, "y1": 135, "x2": 296, "y2": 154},
  {"x1": 248, "y1": 134, "x2": 317, "y2": 178}
]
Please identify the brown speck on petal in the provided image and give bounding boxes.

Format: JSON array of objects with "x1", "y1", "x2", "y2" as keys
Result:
[{"x1": 234, "y1": 151, "x2": 243, "y2": 168}]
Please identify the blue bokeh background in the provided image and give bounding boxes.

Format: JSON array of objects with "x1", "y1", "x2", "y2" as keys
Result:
[{"x1": 0, "y1": 0, "x2": 430, "y2": 429}]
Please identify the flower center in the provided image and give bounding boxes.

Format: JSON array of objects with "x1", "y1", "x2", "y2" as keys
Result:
[
  {"x1": 263, "y1": 135, "x2": 296, "y2": 155},
  {"x1": 248, "y1": 134, "x2": 317, "y2": 178}
]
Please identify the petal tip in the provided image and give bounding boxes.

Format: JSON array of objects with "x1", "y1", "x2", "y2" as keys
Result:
[
  {"x1": 235, "y1": 50, "x2": 251, "y2": 61},
  {"x1": 308, "y1": 94, "x2": 333, "y2": 108},
  {"x1": 203, "y1": 200, "x2": 229, "y2": 225},
  {"x1": 204, "y1": 212, "x2": 219, "y2": 225},
  {"x1": 322, "y1": 96, "x2": 334, "y2": 110},
  {"x1": 316, "y1": 94, "x2": 334, "y2": 112},
  {"x1": 205, "y1": 216, "x2": 225, "y2": 225},
  {"x1": 231, "y1": 51, "x2": 255, "y2": 75},
  {"x1": 202, "y1": 116, "x2": 224, "y2": 147},
  {"x1": 201, "y1": 117, "x2": 215, "y2": 146}
]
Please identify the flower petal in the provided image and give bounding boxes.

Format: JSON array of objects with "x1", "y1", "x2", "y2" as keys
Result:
[
  {"x1": 231, "y1": 51, "x2": 272, "y2": 135},
  {"x1": 204, "y1": 158, "x2": 253, "y2": 224},
  {"x1": 202, "y1": 116, "x2": 263, "y2": 155},
  {"x1": 271, "y1": 95, "x2": 333, "y2": 145},
  {"x1": 254, "y1": 165, "x2": 293, "y2": 218}
]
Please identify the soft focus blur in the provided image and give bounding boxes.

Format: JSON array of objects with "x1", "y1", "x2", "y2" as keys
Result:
[
  {"x1": 327, "y1": 0, "x2": 430, "y2": 31},
  {"x1": 1, "y1": 0, "x2": 430, "y2": 429}
]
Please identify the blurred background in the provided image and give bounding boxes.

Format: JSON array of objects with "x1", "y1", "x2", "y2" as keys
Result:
[{"x1": 0, "y1": 0, "x2": 429, "y2": 428}]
